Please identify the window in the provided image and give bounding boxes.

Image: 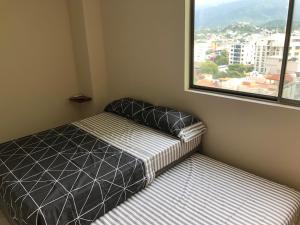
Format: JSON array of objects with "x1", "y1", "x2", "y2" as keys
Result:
[
  {"x1": 282, "y1": 0, "x2": 300, "y2": 101},
  {"x1": 190, "y1": 0, "x2": 300, "y2": 105}
]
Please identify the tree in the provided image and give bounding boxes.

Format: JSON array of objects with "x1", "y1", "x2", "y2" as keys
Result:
[
  {"x1": 227, "y1": 64, "x2": 247, "y2": 74},
  {"x1": 213, "y1": 71, "x2": 227, "y2": 79},
  {"x1": 245, "y1": 65, "x2": 254, "y2": 73},
  {"x1": 206, "y1": 49, "x2": 214, "y2": 55},
  {"x1": 215, "y1": 51, "x2": 229, "y2": 66},
  {"x1": 227, "y1": 70, "x2": 245, "y2": 78},
  {"x1": 196, "y1": 61, "x2": 218, "y2": 75},
  {"x1": 226, "y1": 64, "x2": 254, "y2": 78}
]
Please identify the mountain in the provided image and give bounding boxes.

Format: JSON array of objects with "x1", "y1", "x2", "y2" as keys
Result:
[
  {"x1": 262, "y1": 20, "x2": 300, "y2": 31},
  {"x1": 221, "y1": 23, "x2": 261, "y2": 33},
  {"x1": 195, "y1": 0, "x2": 300, "y2": 30}
]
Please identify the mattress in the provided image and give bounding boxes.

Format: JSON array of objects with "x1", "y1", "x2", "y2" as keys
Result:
[
  {"x1": 74, "y1": 112, "x2": 202, "y2": 184},
  {"x1": 93, "y1": 154, "x2": 300, "y2": 225}
]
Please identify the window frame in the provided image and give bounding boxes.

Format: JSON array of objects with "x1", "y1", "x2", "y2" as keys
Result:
[{"x1": 189, "y1": 0, "x2": 300, "y2": 106}]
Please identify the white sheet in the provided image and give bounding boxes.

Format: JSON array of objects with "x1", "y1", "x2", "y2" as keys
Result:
[
  {"x1": 94, "y1": 154, "x2": 300, "y2": 225},
  {"x1": 73, "y1": 112, "x2": 202, "y2": 184}
]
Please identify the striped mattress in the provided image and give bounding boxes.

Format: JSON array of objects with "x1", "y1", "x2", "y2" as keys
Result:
[
  {"x1": 74, "y1": 112, "x2": 202, "y2": 184},
  {"x1": 93, "y1": 154, "x2": 300, "y2": 225}
]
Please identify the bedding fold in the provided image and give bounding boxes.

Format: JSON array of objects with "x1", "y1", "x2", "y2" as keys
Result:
[{"x1": 177, "y1": 122, "x2": 207, "y2": 142}]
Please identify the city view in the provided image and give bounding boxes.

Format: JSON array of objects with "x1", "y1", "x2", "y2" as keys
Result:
[{"x1": 193, "y1": 0, "x2": 300, "y2": 100}]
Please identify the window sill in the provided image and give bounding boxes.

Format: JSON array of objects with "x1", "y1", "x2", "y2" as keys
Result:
[{"x1": 186, "y1": 88, "x2": 300, "y2": 112}]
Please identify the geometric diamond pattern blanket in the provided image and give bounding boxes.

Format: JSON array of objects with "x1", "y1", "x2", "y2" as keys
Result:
[{"x1": 0, "y1": 124, "x2": 147, "y2": 225}]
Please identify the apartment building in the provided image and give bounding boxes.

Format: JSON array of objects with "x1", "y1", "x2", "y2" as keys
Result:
[{"x1": 229, "y1": 43, "x2": 255, "y2": 65}]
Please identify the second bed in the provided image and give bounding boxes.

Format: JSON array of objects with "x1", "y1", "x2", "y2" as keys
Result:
[{"x1": 94, "y1": 154, "x2": 300, "y2": 225}]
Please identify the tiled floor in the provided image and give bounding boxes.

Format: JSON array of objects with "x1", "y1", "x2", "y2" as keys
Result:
[{"x1": 0, "y1": 211, "x2": 9, "y2": 225}]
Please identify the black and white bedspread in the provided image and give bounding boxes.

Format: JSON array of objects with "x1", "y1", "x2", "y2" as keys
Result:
[{"x1": 0, "y1": 124, "x2": 147, "y2": 225}]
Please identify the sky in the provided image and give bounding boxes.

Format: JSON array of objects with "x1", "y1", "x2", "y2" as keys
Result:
[{"x1": 195, "y1": 0, "x2": 239, "y2": 7}]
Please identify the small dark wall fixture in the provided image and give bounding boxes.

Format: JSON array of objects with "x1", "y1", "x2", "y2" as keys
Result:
[{"x1": 69, "y1": 95, "x2": 92, "y2": 103}]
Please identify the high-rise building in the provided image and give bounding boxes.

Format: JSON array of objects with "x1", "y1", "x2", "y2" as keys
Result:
[
  {"x1": 289, "y1": 35, "x2": 300, "y2": 61},
  {"x1": 229, "y1": 43, "x2": 255, "y2": 65},
  {"x1": 254, "y1": 34, "x2": 285, "y2": 74},
  {"x1": 256, "y1": 34, "x2": 300, "y2": 74},
  {"x1": 266, "y1": 56, "x2": 300, "y2": 75}
]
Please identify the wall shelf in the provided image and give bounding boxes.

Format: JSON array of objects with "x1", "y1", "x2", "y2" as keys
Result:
[{"x1": 69, "y1": 95, "x2": 92, "y2": 103}]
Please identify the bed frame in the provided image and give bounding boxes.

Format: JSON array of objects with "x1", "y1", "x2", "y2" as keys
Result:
[{"x1": 155, "y1": 143, "x2": 203, "y2": 177}]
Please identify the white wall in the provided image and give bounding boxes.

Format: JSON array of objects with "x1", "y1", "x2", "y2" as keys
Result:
[
  {"x1": 0, "y1": 0, "x2": 81, "y2": 142},
  {"x1": 68, "y1": 0, "x2": 109, "y2": 117},
  {"x1": 0, "y1": 0, "x2": 108, "y2": 143},
  {"x1": 100, "y1": 0, "x2": 300, "y2": 191}
]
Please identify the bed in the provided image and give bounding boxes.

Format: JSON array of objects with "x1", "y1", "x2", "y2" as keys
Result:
[
  {"x1": 0, "y1": 98, "x2": 205, "y2": 225},
  {"x1": 74, "y1": 112, "x2": 202, "y2": 184},
  {"x1": 93, "y1": 154, "x2": 300, "y2": 225}
]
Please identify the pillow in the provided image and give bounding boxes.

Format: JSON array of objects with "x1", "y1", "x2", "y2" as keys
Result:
[
  {"x1": 144, "y1": 106, "x2": 200, "y2": 137},
  {"x1": 104, "y1": 97, "x2": 154, "y2": 123}
]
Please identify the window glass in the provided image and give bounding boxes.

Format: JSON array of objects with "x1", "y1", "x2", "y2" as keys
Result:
[
  {"x1": 282, "y1": 0, "x2": 300, "y2": 100},
  {"x1": 193, "y1": 0, "x2": 289, "y2": 97}
]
